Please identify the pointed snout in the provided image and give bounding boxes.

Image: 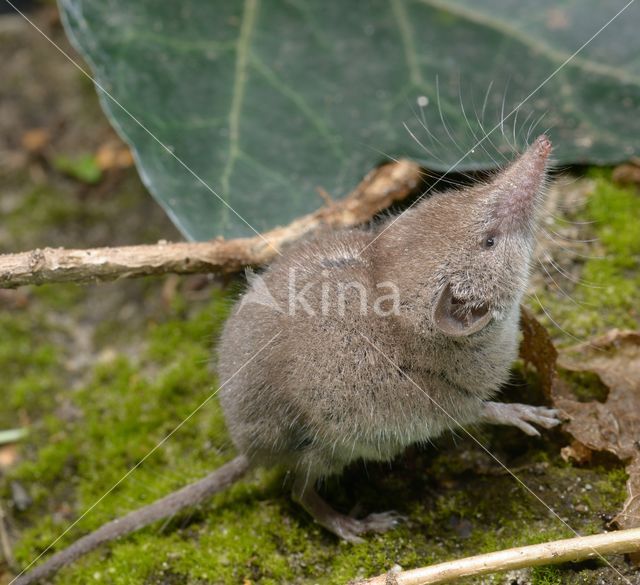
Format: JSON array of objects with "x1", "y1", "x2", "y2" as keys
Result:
[
  {"x1": 532, "y1": 134, "x2": 552, "y2": 157},
  {"x1": 526, "y1": 134, "x2": 552, "y2": 171},
  {"x1": 504, "y1": 134, "x2": 552, "y2": 192},
  {"x1": 490, "y1": 135, "x2": 552, "y2": 230}
]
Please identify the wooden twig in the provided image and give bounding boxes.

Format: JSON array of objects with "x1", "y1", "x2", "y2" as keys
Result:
[
  {"x1": 352, "y1": 528, "x2": 640, "y2": 585},
  {"x1": 0, "y1": 160, "x2": 421, "y2": 288}
]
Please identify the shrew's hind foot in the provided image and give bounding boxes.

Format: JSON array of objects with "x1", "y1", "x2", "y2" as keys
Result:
[
  {"x1": 292, "y1": 477, "x2": 403, "y2": 543},
  {"x1": 481, "y1": 401, "x2": 563, "y2": 436},
  {"x1": 311, "y1": 509, "x2": 403, "y2": 544}
]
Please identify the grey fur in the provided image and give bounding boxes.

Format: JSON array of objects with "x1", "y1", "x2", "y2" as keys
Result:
[
  {"x1": 218, "y1": 135, "x2": 560, "y2": 539},
  {"x1": 17, "y1": 137, "x2": 562, "y2": 582}
]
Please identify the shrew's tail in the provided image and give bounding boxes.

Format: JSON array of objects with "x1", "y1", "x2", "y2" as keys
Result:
[{"x1": 12, "y1": 455, "x2": 250, "y2": 585}]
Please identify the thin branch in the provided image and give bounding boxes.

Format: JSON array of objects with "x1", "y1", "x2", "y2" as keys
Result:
[
  {"x1": 352, "y1": 528, "x2": 640, "y2": 585},
  {"x1": 0, "y1": 161, "x2": 421, "y2": 289}
]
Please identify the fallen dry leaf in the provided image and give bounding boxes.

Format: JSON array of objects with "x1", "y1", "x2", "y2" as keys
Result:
[
  {"x1": 95, "y1": 140, "x2": 134, "y2": 171},
  {"x1": 0, "y1": 445, "x2": 18, "y2": 469},
  {"x1": 612, "y1": 158, "x2": 640, "y2": 186},
  {"x1": 0, "y1": 289, "x2": 29, "y2": 310},
  {"x1": 519, "y1": 311, "x2": 640, "y2": 538},
  {"x1": 556, "y1": 330, "x2": 640, "y2": 531},
  {"x1": 21, "y1": 128, "x2": 50, "y2": 155},
  {"x1": 519, "y1": 306, "x2": 558, "y2": 400},
  {"x1": 560, "y1": 440, "x2": 593, "y2": 465}
]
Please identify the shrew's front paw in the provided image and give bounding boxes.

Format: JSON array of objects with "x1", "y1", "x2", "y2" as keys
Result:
[{"x1": 480, "y1": 402, "x2": 563, "y2": 436}]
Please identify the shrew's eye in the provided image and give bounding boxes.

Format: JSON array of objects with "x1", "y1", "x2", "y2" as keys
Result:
[{"x1": 484, "y1": 236, "x2": 495, "y2": 249}]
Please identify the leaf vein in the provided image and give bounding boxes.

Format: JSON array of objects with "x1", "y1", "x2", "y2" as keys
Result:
[
  {"x1": 220, "y1": 0, "x2": 259, "y2": 218},
  {"x1": 249, "y1": 54, "x2": 343, "y2": 160},
  {"x1": 391, "y1": 0, "x2": 425, "y2": 87},
  {"x1": 417, "y1": 0, "x2": 640, "y2": 87}
]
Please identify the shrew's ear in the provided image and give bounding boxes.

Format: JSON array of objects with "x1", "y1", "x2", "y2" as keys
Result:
[{"x1": 433, "y1": 282, "x2": 492, "y2": 336}]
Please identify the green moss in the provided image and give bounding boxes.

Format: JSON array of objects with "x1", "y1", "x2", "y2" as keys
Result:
[
  {"x1": 0, "y1": 312, "x2": 60, "y2": 428},
  {"x1": 53, "y1": 154, "x2": 102, "y2": 184},
  {"x1": 534, "y1": 172, "x2": 640, "y2": 342},
  {"x1": 1, "y1": 166, "x2": 169, "y2": 257},
  {"x1": 8, "y1": 278, "x2": 631, "y2": 584},
  {"x1": 558, "y1": 370, "x2": 609, "y2": 403},
  {"x1": 594, "y1": 466, "x2": 629, "y2": 503},
  {"x1": 146, "y1": 288, "x2": 233, "y2": 363},
  {"x1": 2, "y1": 183, "x2": 98, "y2": 252},
  {"x1": 4, "y1": 167, "x2": 636, "y2": 583},
  {"x1": 532, "y1": 565, "x2": 563, "y2": 585},
  {"x1": 31, "y1": 282, "x2": 87, "y2": 310},
  {"x1": 9, "y1": 288, "x2": 237, "y2": 571}
]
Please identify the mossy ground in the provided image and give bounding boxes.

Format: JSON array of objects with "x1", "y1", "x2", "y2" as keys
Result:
[
  {"x1": 3, "y1": 173, "x2": 638, "y2": 585},
  {"x1": 532, "y1": 171, "x2": 640, "y2": 344},
  {"x1": 2, "y1": 7, "x2": 640, "y2": 585}
]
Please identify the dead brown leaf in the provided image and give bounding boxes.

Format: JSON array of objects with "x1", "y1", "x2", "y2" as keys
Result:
[
  {"x1": 519, "y1": 311, "x2": 640, "y2": 536},
  {"x1": 519, "y1": 306, "x2": 558, "y2": 400},
  {"x1": 560, "y1": 440, "x2": 593, "y2": 465},
  {"x1": 95, "y1": 140, "x2": 134, "y2": 171},
  {"x1": 0, "y1": 289, "x2": 29, "y2": 310},
  {"x1": 556, "y1": 330, "x2": 640, "y2": 530},
  {"x1": 21, "y1": 128, "x2": 50, "y2": 155},
  {"x1": 612, "y1": 158, "x2": 640, "y2": 186},
  {"x1": 0, "y1": 445, "x2": 18, "y2": 470}
]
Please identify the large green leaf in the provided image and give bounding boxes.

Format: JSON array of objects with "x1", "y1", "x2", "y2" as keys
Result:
[{"x1": 59, "y1": 0, "x2": 640, "y2": 240}]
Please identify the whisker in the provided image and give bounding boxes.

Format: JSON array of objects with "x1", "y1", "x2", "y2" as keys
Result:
[
  {"x1": 499, "y1": 78, "x2": 511, "y2": 148},
  {"x1": 517, "y1": 110, "x2": 535, "y2": 146},
  {"x1": 542, "y1": 252, "x2": 604, "y2": 289},
  {"x1": 541, "y1": 231, "x2": 606, "y2": 259},
  {"x1": 416, "y1": 112, "x2": 447, "y2": 151},
  {"x1": 436, "y1": 74, "x2": 464, "y2": 155},
  {"x1": 526, "y1": 111, "x2": 549, "y2": 144},
  {"x1": 479, "y1": 123, "x2": 510, "y2": 164},
  {"x1": 481, "y1": 79, "x2": 494, "y2": 126},
  {"x1": 545, "y1": 228, "x2": 599, "y2": 244},
  {"x1": 403, "y1": 121, "x2": 446, "y2": 165},
  {"x1": 548, "y1": 213, "x2": 596, "y2": 226},
  {"x1": 529, "y1": 292, "x2": 601, "y2": 349},
  {"x1": 535, "y1": 254, "x2": 595, "y2": 308},
  {"x1": 471, "y1": 90, "x2": 509, "y2": 164},
  {"x1": 540, "y1": 124, "x2": 554, "y2": 138},
  {"x1": 458, "y1": 79, "x2": 502, "y2": 167},
  {"x1": 512, "y1": 104, "x2": 521, "y2": 150},
  {"x1": 362, "y1": 139, "x2": 471, "y2": 190}
]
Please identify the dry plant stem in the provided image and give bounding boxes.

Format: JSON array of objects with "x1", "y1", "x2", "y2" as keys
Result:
[
  {"x1": 353, "y1": 528, "x2": 640, "y2": 585},
  {"x1": 0, "y1": 160, "x2": 421, "y2": 288},
  {"x1": 0, "y1": 502, "x2": 17, "y2": 571}
]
